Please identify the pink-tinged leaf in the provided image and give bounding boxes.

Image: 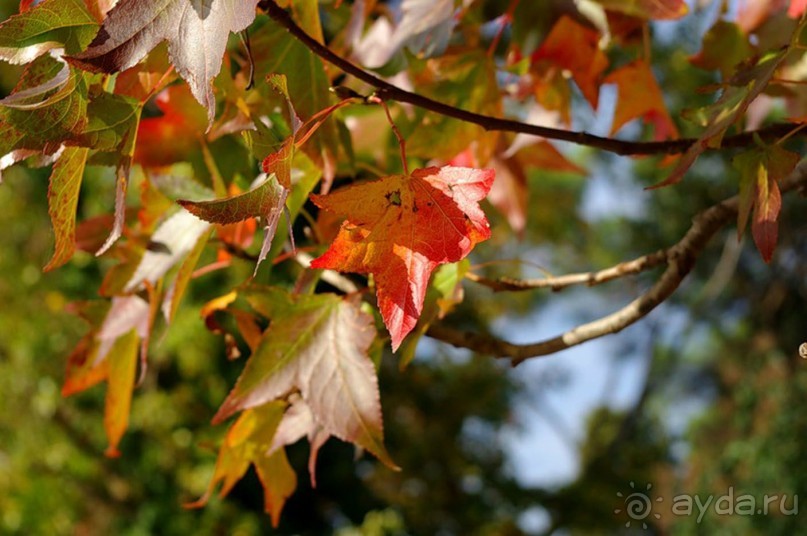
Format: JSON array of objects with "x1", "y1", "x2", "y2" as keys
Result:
[
  {"x1": 96, "y1": 163, "x2": 129, "y2": 255},
  {"x1": 0, "y1": 0, "x2": 98, "y2": 64},
  {"x1": 605, "y1": 60, "x2": 678, "y2": 141},
  {"x1": 732, "y1": 145, "x2": 799, "y2": 248},
  {"x1": 96, "y1": 295, "x2": 150, "y2": 360},
  {"x1": 67, "y1": 0, "x2": 259, "y2": 124},
  {"x1": 214, "y1": 291, "x2": 396, "y2": 470},
  {"x1": 655, "y1": 48, "x2": 789, "y2": 188},
  {"x1": 753, "y1": 172, "x2": 782, "y2": 263},
  {"x1": 311, "y1": 166, "x2": 494, "y2": 350},
  {"x1": 267, "y1": 394, "x2": 330, "y2": 486},
  {"x1": 397, "y1": 260, "x2": 468, "y2": 369},
  {"x1": 162, "y1": 228, "x2": 212, "y2": 324},
  {"x1": 44, "y1": 146, "x2": 88, "y2": 271},
  {"x1": 188, "y1": 401, "x2": 296, "y2": 527},
  {"x1": 103, "y1": 328, "x2": 138, "y2": 457},
  {"x1": 124, "y1": 209, "x2": 210, "y2": 292},
  {"x1": 789, "y1": 0, "x2": 807, "y2": 18}
]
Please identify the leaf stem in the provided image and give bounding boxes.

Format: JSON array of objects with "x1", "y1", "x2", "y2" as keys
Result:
[{"x1": 370, "y1": 96, "x2": 408, "y2": 175}]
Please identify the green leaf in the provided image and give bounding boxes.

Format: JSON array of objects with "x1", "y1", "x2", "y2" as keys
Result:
[
  {"x1": 691, "y1": 20, "x2": 753, "y2": 79},
  {"x1": 250, "y1": 15, "x2": 339, "y2": 168},
  {"x1": 0, "y1": 55, "x2": 89, "y2": 157},
  {"x1": 72, "y1": 92, "x2": 141, "y2": 155},
  {"x1": 178, "y1": 175, "x2": 287, "y2": 226},
  {"x1": 44, "y1": 146, "x2": 88, "y2": 271},
  {"x1": 0, "y1": 0, "x2": 98, "y2": 64},
  {"x1": 406, "y1": 51, "x2": 501, "y2": 160},
  {"x1": 658, "y1": 44, "x2": 795, "y2": 187},
  {"x1": 214, "y1": 291, "x2": 396, "y2": 470},
  {"x1": 178, "y1": 175, "x2": 289, "y2": 275}
]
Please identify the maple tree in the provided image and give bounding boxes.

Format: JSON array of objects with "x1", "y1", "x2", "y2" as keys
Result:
[{"x1": 1, "y1": 0, "x2": 807, "y2": 528}]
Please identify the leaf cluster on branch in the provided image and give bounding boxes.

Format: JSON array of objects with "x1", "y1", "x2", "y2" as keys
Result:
[{"x1": 0, "y1": 0, "x2": 806, "y2": 522}]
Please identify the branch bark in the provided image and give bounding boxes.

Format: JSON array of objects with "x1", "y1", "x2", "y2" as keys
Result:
[
  {"x1": 467, "y1": 249, "x2": 668, "y2": 292},
  {"x1": 427, "y1": 162, "x2": 807, "y2": 365},
  {"x1": 260, "y1": 0, "x2": 799, "y2": 156}
]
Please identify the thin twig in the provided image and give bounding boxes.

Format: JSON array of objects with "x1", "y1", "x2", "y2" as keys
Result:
[
  {"x1": 370, "y1": 96, "x2": 409, "y2": 174},
  {"x1": 427, "y1": 162, "x2": 807, "y2": 364},
  {"x1": 467, "y1": 249, "x2": 668, "y2": 292},
  {"x1": 259, "y1": 0, "x2": 800, "y2": 156}
]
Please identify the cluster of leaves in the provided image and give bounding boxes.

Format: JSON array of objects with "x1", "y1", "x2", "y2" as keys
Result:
[{"x1": 0, "y1": 0, "x2": 806, "y2": 524}]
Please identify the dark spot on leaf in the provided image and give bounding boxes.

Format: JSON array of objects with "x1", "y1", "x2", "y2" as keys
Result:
[
  {"x1": 147, "y1": 240, "x2": 172, "y2": 254},
  {"x1": 385, "y1": 190, "x2": 402, "y2": 207}
]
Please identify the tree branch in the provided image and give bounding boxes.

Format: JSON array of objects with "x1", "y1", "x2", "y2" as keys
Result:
[
  {"x1": 427, "y1": 162, "x2": 807, "y2": 365},
  {"x1": 260, "y1": 0, "x2": 799, "y2": 156},
  {"x1": 467, "y1": 249, "x2": 668, "y2": 292}
]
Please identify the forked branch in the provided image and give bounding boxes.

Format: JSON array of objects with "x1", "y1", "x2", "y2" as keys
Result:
[
  {"x1": 260, "y1": 0, "x2": 800, "y2": 156},
  {"x1": 428, "y1": 162, "x2": 807, "y2": 364}
]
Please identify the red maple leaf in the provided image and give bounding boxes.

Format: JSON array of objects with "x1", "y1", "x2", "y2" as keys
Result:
[{"x1": 311, "y1": 166, "x2": 494, "y2": 350}]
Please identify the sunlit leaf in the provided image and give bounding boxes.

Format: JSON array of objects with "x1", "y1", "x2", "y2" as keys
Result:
[
  {"x1": 311, "y1": 166, "x2": 494, "y2": 350},
  {"x1": 215, "y1": 290, "x2": 396, "y2": 469}
]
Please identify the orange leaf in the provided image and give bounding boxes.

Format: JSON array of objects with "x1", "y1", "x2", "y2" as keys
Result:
[
  {"x1": 133, "y1": 85, "x2": 207, "y2": 167},
  {"x1": 311, "y1": 166, "x2": 494, "y2": 350},
  {"x1": 61, "y1": 334, "x2": 108, "y2": 396},
  {"x1": 187, "y1": 401, "x2": 296, "y2": 527},
  {"x1": 605, "y1": 60, "x2": 678, "y2": 141},
  {"x1": 531, "y1": 16, "x2": 608, "y2": 110}
]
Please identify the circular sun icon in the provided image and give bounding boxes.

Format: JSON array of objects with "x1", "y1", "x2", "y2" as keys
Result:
[{"x1": 614, "y1": 481, "x2": 663, "y2": 529}]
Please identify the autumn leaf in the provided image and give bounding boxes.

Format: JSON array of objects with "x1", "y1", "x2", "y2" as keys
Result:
[
  {"x1": 124, "y1": 209, "x2": 211, "y2": 292},
  {"x1": 103, "y1": 329, "x2": 139, "y2": 457},
  {"x1": 188, "y1": 401, "x2": 296, "y2": 527},
  {"x1": 732, "y1": 144, "x2": 799, "y2": 262},
  {"x1": 0, "y1": 0, "x2": 98, "y2": 64},
  {"x1": 531, "y1": 16, "x2": 608, "y2": 112},
  {"x1": 178, "y1": 174, "x2": 289, "y2": 275},
  {"x1": 134, "y1": 84, "x2": 207, "y2": 167},
  {"x1": 311, "y1": 166, "x2": 494, "y2": 350},
  {"x1": 0, "y1": 52, "x2": 89, "y2": 158},
  {"x1": 62, "y1": 296, "x2": 151, "y2": 456},
  {"x1": 214, "y1": 290, "x2": 396, "y2": 470},
  {"x1": 67, "y1": 0, "x2": 259, "y2": 124},
  {"x1": 605, "y1": 60, "x2": 678, "y2": 140},
  {"x1": 45, "y1": 146, "x2": 88, "y2": 271},
  {"x1": 789, "y1": 0, "x2": 807, "y2": 18},
  {"x1": 690, "y1": 20, "x2": 752, "y2": 79},
  {"x1": 267, "y1": 393, "x2": 331, "y2": 486},
  {"x1": 397, "y1": 260, "x2": 469, "y2": 368},
  {"x1": 656, "y1": 47, "x2": 791, "y2": 188}
]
